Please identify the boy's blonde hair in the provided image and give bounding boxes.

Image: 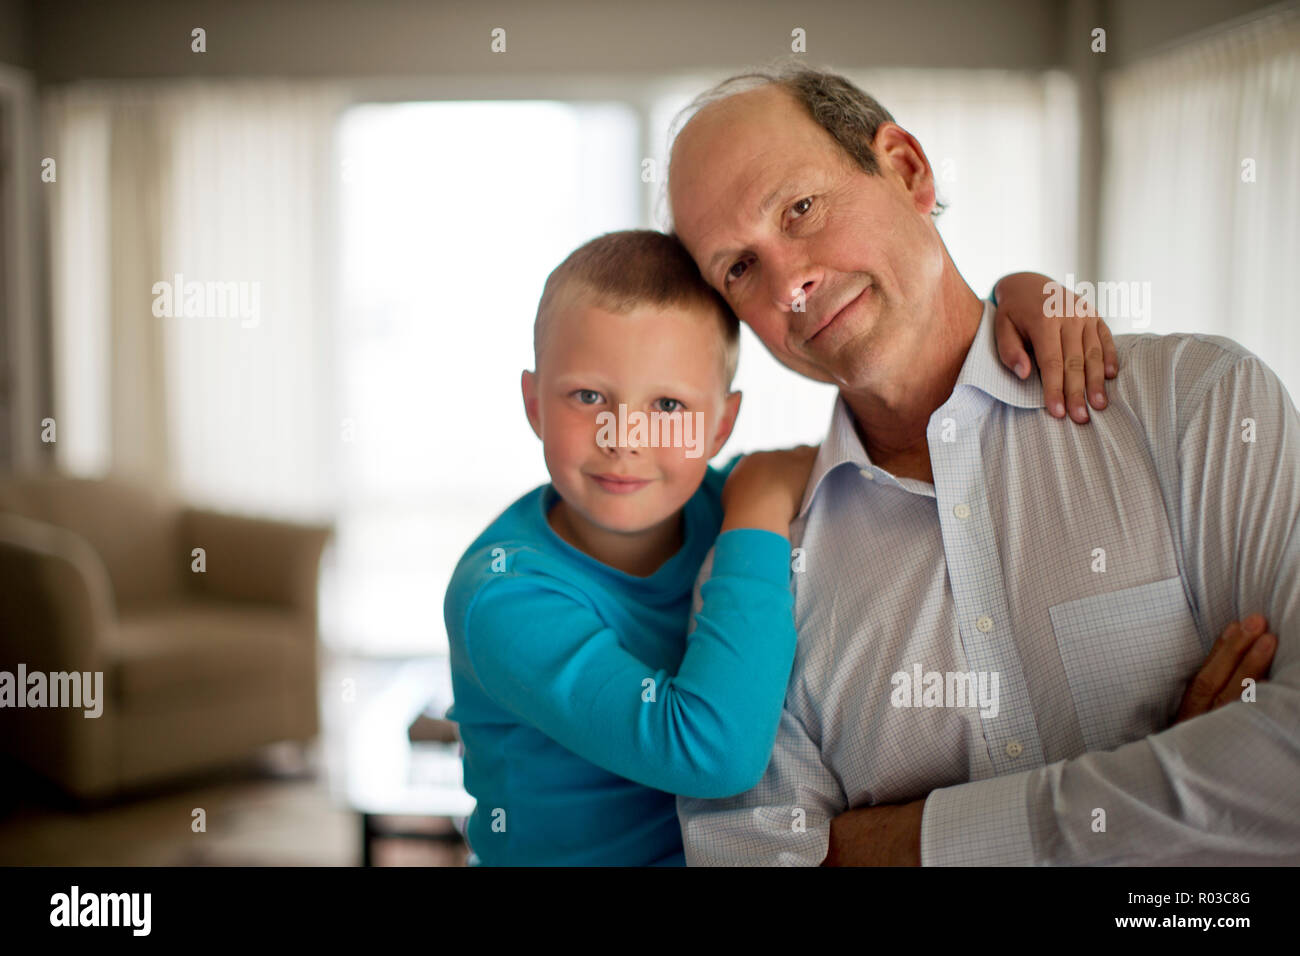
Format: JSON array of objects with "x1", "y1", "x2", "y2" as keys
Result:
[{"x1": 533, "y1": 229, "x2": 741, "y2": 391}]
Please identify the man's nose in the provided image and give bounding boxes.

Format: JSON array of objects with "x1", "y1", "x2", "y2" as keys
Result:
[
  {"x1": 773, "y1": 277, "x2": 817, "y2": 314},
  {"x1": 769, "y1": 257, "x2": 818, "y2": 313}
]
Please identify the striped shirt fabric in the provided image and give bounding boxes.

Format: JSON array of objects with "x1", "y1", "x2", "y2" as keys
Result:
[{"x1": 677, "y1": 298, "x2": 1300, "y2": 865}]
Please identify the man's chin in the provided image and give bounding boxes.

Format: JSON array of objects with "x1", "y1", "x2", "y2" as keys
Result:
[
  {"x1": 774, "y1": 341, "x2": 841, "y2": 385},
  {"x1": 803, "y1": 333, "x2": 880, "y2": 390},
  {"x1": 786, "y1": 357, "x2": 840, "y2": 386}
]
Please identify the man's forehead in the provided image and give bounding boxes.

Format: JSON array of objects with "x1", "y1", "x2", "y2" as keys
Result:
[
  {"x1": 673, "y1": 162, "x2": 782, "y2": 266},
  {"x1": 671, "y1": 86, "x2": 802, "y2": 182},
  {"x1": 683, "y1": 82, "x2": 798, "y2": 133},
  {"x1": 669, "y1": 89, "x2": 826, "y2": 258}
]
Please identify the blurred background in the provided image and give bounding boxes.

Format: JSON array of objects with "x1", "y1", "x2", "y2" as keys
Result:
[{"x1": 0, "y1": 0, "x2": 1296, "y2": 865}]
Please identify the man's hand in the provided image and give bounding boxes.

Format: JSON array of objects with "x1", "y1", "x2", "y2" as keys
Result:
[
  {"x1": 820, "y1": 797, "x2": 926, "y2": 867},
  {"x1": 992, "y1": 272, "x2": 1119, "y2": 424},
  {"x1": 1174, "y1": 613, "x2": 1277, "y2": 724},
  {"x1": 720, "y1": 445, "x2": 819, "y2": 538}
]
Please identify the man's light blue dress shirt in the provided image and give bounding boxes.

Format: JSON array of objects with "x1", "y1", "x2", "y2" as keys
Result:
[{"x1": 679, "y1": 298, "x2": 1300, "y2": 865}]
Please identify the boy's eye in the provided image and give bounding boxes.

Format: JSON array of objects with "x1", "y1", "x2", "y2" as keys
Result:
[
  {"x1": 654, "y1": 397, "x2": 684, "y2": 414},
  {"x1": 573, "y1": 389, "x2": 603, "y2": 405}
]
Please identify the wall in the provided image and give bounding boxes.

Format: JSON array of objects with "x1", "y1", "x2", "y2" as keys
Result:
[
  {"x1": 0, "y1": 0, "x2": 38, "y2": 473},
  {"x1": 0, "y1": 0, "x2": 32, "y2": 69},
  {"x1": 28, "y1": 0, "x2": 1064, "y2": 80},
  {"x1": 1102, "y1": 0, "x2": 1286, "y2": 67}
]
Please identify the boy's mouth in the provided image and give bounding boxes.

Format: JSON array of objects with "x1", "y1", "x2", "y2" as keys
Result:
[{"x1": 588, "y1": 473, "x2": 652, "y2": 494}]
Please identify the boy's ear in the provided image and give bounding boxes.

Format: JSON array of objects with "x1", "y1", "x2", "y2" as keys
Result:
[
  {"x1": 709, "y1": 390, "x2": 743, "y2": 458},
  {"x1": 521, "y1": 370, "x2": 542, "y2": 440}
]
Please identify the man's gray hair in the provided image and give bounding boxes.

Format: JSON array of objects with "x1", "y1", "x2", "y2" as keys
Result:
[{"x1": 662, "y1": 61, "x2": 943, "y2": 229}]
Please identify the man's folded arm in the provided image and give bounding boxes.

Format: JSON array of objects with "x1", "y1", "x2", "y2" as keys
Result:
[
  {"x1": 677, "y1": 706, "x2": 847, "y2": 865},
  {"x1": 923, "y1": 347, "x2": 1300, "y2": 866},
  {"x1": 921, "y1": 667, "x2": 1300, "y2": 864}
]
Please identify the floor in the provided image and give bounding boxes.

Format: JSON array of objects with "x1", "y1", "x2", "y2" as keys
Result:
[{"x1": 0, "y1": 652, "x2": 468, "y2": 867}]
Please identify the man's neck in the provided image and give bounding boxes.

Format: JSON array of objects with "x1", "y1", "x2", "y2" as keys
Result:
[{"x1": 842, "y1": 270, "x2": 985, "y2": 484}]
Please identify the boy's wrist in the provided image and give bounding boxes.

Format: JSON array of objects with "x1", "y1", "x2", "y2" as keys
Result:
[{"x1": 712, "y1": 526, "x2": 797, "y2": 586}]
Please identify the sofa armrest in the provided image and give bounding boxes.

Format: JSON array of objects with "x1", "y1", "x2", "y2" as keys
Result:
[
  {"x1": 178, "y1": 508, "x2": 333, "y2": 622},
  {"x1": 0, "y1": 513, "x2": 116, "y2": 674}
]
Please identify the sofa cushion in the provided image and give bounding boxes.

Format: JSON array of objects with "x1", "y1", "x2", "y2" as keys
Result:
[
  {"x1": 114, "y1": 599, "x2": 305, "y2": 702},
  {"x1": 0, "y1": 476, "x2": 185, "y2": 606}
]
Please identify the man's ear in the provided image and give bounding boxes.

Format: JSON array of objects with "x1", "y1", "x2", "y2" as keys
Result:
[
  {"x1": 521, "y1": 369, "x2": 543, "y2": 440},
  {"x1": 872, "y1": 122, "x2": 936, "y2": 215},
  {"x1": 708, "y1": 390, "x2": 743, "y2": 458}
]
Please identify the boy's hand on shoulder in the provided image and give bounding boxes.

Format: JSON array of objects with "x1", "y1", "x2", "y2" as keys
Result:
[
  {"x1": 721, "y1": 445, "x2": 819, "y2": 537},
  {"x1": 992, "y1": 271, "x2": 1119, "y2": 424}
]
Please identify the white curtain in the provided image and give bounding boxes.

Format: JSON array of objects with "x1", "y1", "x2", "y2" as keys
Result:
[
  {"x1": 43, "y1": 81, "x2": 347, "y2": 520},
  {"x1": 45, "y1": 89, "x2": 114, "y2": 479},
  {"x1": 1099, "y1": 8, "x2": 1300, "y2": 394}
]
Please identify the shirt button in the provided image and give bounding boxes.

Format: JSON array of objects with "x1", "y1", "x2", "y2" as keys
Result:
[
  {"x1": 859, "y1": 467, "x2": 874, "y2": 481},
  {"x1": 976, "y1": 615, "x2": 993, "y2": 633},
  {"x1": 953, "y1": 503, "x2": 971, "y2": 520},
  {"x1": 1006, "y1": 741, "x2": 1023, "y2": 758}
]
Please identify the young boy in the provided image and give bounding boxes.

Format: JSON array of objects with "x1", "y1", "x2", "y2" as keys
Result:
[{"x1": 443, "y1": 229, "x2": 1110, "y2": 866}]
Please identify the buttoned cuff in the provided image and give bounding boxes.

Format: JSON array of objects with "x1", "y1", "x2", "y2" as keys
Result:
[{"x1": 920, "y1": 770, "x2": 1037, "y2": 866}]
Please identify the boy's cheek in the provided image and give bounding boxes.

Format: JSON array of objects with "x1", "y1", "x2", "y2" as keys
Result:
[
  {"x1": 659, "y1": 449, "x2": 711, "y2": 493},
  {"x1": 541, "y1": 424, "x2": 592, "y2": 473},
  {"x1": 541, "y1": 408, "x2": 595, "y2": 456}
]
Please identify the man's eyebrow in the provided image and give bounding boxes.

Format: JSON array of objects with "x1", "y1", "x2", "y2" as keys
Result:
[
  {"x1": 758, "y1": 180, "x2": 798, "y2": 216},
  {"x1": 705, "y1": 179, "x2": 798, "y2": 278}
]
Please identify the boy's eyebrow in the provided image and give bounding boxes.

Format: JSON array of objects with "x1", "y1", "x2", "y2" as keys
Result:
[
  {"x1": 551, "y1": 376, "x2": 613, "y2": 394},
  {"x1": 551, "y1": 372, "x2": 710, "y2": 398}
]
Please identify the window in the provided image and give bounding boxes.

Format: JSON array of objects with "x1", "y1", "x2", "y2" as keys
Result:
[{"x1": 329, "y1": 101, "x2": 638, "y2": 654}]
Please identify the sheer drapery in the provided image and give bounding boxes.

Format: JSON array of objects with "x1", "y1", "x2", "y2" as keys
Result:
[
  {"x1": 1099, "y1": 9, "x2": 1300, "y2": 393},
  {"x1": 43, "y1": 82, "x2": 346, "y2": 520}
]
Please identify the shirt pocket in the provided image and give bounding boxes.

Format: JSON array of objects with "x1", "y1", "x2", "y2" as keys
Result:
[{"x1": 1047, "y1": 576, "x2": 1205, "y2": 754}]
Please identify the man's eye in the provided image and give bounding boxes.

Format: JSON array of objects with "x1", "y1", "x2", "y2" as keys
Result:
[
  {"x1": 790, "y1": 197, "x2": 813, "y2": 218},
  {"x1": 725, "y1": 259, "x2": 749, "y2": 285},
  {"x1": 654, "y1": 397, "x2": 684, "y2": 414},
  {"x1": 573, "y1": 389, "x2": 603, "y2": 405}
]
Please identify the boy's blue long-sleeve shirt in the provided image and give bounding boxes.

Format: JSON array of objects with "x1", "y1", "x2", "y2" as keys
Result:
[{"x1": 443, "y1": 455, "x2": 797, "y2": 866}]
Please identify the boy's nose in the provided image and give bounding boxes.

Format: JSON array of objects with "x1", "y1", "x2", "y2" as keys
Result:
[{"x1": 597, "y1": 430, "x2": 642, "y2": 455}]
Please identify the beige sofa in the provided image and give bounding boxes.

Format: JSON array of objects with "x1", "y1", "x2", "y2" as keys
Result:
[{"x1": 0, "y1": 474, "x2": 332, "y2": 802}]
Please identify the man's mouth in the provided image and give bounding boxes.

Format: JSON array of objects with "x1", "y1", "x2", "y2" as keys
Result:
[{"x1": 807, "y1": 284, "x2": 872, "y2": 343}]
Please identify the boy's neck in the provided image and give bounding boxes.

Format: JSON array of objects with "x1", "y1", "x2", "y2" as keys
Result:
[{"x1": 547, "y1": 498, "x2": 684, "y2": 578}]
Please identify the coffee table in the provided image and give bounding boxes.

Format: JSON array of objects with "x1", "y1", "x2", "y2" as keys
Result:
[{"x1": 341, "y1": 657, "x2": 475, "y2": 865}]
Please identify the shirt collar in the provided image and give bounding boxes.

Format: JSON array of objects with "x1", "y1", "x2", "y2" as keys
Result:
[
  {"x1": 795, "y1": 298, "x2": 1044, "y2": 518},
  {"x1": 953, "y1": 297, "x2": 1046, "y2": 411}
]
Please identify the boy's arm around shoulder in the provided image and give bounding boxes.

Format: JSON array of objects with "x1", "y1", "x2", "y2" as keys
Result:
[{"x1": 456, "y1": 537, "x2": 797, "y2": 798}]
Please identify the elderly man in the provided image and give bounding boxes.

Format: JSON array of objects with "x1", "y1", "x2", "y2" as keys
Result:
[{"x1": 667, "y1": 66, "x2": 1299, "y2": 865}]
